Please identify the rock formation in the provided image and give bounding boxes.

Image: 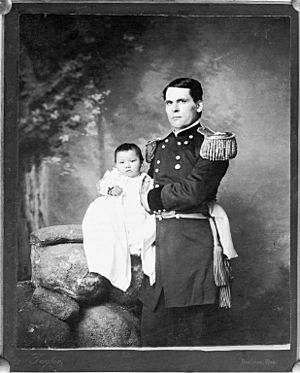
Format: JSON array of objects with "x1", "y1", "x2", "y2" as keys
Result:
[{"x1": 18, "y1": 224, "x2": 144, "y2": 348}]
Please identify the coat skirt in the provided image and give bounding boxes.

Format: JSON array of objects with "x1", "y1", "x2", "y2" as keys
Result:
[{"x1": 139, "y1": 217, "x2": 218, "y2": 310}]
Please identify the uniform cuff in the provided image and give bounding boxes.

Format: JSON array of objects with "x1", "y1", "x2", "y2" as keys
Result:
[{"x1": 147, "y1": 187, "x2": 164, "y2": 212}]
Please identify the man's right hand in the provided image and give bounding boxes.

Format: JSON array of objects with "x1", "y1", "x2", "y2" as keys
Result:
[{"x1": 140, "y1": 175, "x2": 153, "y2": 213}]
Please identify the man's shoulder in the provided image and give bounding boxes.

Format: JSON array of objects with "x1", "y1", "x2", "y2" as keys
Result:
[
  {"x1": 145, "y1": 135, "x2": 169, "y2": 163},
  {"x1": 197, "y1": 126, "x2": 237, "y2": 161}
]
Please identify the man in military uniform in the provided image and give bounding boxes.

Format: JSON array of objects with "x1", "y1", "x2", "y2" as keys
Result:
[{"x1": 139, "y1": 77, "x2": 236, "y2": 346}]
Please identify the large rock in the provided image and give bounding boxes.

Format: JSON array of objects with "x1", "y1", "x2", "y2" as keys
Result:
[
  {"x1": 76, "y1": 303, "x2": 140, "y2": 347},
  {"x1": 31, "y1": 225, "x2": 145, "y2": 308},
  {"x1": 31, "y1": 242, "x2": 109, "y2": 305},
  {"x1": 17, "y1": 281, "x2": 75, "y2": 348},
  {"x1": 30, "y1": 224, "x2": 83, "y2": 246},
  {"x1": 32, "y1": 286, "x2": 80, "y2": 321}
]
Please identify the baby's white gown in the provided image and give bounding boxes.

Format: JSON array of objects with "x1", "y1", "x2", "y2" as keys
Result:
[{"x1": 82, "y1": 170, "x2": 156, "y2": 291}]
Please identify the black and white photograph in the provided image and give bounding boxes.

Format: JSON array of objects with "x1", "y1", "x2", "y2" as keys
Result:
[{"x1": 0, "y1": 1, "x2": 298, "y2": 372}]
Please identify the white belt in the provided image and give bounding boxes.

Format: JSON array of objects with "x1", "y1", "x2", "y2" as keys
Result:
[
  {"x1": 155, "y1": 210, "x2": 208, "y2": 220},
  {"x1": 155, "y1": 203, "x2": 238, "y2": 260}
]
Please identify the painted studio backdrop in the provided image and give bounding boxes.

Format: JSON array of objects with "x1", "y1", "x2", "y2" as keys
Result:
[{"x1": 18, "y1": 15, "x2": 290, "y2": 345}]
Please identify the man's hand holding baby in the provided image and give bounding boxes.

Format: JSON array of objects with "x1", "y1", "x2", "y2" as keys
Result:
[{"x1": 140, "y1": 175, "x2": 154, "y2": 213}]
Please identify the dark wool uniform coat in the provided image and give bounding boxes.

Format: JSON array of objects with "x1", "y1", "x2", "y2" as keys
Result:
[{"x1": 139, "y1": 122, "x2": 229, "y2": 311}]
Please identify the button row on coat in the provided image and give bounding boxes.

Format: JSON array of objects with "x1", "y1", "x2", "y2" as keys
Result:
[
  {"x1": 177, "y1": 135, "x2": 194, "y2": 146},
  {"x1": 155, "y1": 164, "x2": 181, "y2": 172},
  {"x1": 177, "y1": 141, "x2": 190, "y2": 145},
  {"x1": 156, "y1": 134, "x2": 194, "y2": 172},
  {"x1": 161, "y1": 135, "x2": 194, "y2": 149},
  {"x1": 155, "y1": 153, "x2": 182, "y2": 172}
]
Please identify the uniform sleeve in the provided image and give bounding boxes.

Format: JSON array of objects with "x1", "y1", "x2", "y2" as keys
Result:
[
  {"x1": 148, "y1": 158, "x2": 229, "y2": 212},
  {"x1": 147, "y1": 159, "x2": 155, "y2": 178}
]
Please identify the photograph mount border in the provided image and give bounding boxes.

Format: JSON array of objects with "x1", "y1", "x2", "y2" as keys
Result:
[{"x1": 0, "y1": 0, "x2": 299, "y2": 371}]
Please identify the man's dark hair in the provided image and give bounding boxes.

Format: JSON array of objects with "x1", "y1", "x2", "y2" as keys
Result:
[
  {"x1": 114, "y1": 143, "x2": 144, "y2": 163},
  {"x1": 162, "y1": 77, "x2": 203, "y2": 102}
]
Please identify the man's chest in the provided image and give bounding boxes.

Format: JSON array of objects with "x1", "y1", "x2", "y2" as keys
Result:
[{"x1": 152, "y1": 133, "x2": 203, "y2": 183}]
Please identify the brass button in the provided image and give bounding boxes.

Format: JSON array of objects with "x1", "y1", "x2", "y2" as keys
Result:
[
  {"x1": 189, "y1": 135, "x2": 194, "y2": 139},
  {"x1": 162, "y1": 145, "x2": 166, "y2": 149},
  {"x1": 176, "y1": 155, "x2": 181, "y2": 160},
  {"x1": 177, "y1": 141, "x2": 182, "y2": 146},
  {"x1": 165, "y1": 139, "x2": 169, "y2": 143},
  {"x1": 184, "y1": 141, "x2": 189, "y2": 145},
  {"x1": 155, "y1": 168, "x2": 159, "y2": 173},
  {"x1": 157, "y1": 160, "x2": 161, "y2": 164},
  {"x1": 175, "y1": 164, "x2": 181, "y2": 170}
]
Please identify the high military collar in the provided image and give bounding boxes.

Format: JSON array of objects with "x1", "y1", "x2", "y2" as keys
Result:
[{"x1": 173, "y1": 118, "x2": 201, "y2": 137}]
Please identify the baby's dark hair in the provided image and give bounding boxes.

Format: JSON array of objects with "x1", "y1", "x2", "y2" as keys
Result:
[{"x1": 114, "y1": 143, "x2": 144, "y2": 163}]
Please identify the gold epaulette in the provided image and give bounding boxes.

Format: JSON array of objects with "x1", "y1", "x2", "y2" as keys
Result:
[
  {"x1": 145, "y1": 138, "x2": 161, "y2": 163},
  {"x1": 198, "y1": 127, "x2": 237, "y2": 161}
]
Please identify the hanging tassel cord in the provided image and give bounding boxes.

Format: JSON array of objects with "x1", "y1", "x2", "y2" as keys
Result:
[{"x1": 209, "y1": 217, "x2": 234, "y2": 309}]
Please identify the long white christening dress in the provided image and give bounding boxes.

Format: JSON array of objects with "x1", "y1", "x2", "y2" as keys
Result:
[{"x1": 82, "y1": 168, "x2": 156, "y2": 291}]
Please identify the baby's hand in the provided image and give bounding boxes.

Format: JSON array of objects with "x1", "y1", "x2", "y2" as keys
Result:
[{"x1": 108, "y1": 185, "x2": 123, "y2": 196}]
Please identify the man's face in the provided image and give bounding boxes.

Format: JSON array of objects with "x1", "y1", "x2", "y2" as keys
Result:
[
  {"x1": 164, "y1": 87, "x2": 202, "y2": 131},
  {"x1": 115, "y1": 149, "x2": 142, "y2": 178}
]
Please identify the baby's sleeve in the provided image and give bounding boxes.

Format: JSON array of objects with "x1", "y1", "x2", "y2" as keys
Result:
[{"x1": 96, "y1": 169, "x2": 116, "y2": 195}]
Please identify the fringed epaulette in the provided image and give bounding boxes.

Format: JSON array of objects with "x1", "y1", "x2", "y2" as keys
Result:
[
  {"x1": 145, "y1": 138, "x2": 161, "y2": 163},
  {"x1": 197, "y1": 127, "x2": 237, "y2": 161}
]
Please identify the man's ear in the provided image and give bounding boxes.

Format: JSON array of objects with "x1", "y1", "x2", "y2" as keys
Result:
[{"x1": 196, "y1": 100, "x2": 203, "y2": 113}]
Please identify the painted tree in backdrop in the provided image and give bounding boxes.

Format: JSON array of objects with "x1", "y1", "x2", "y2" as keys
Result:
[{"x1": 18, "y1": 15, "x2": 149, "y2": 279}]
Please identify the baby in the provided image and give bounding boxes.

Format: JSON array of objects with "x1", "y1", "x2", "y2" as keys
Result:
[{"x1": 82, "y1": 143, "x2": 156, "y2": 292}]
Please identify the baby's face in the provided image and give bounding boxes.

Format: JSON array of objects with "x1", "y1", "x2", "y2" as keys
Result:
[{"x1": 115, "y1": 149, "x2": 142, "y2": 178}]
